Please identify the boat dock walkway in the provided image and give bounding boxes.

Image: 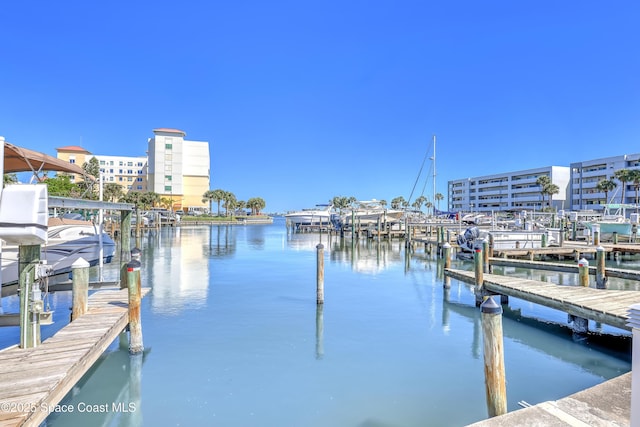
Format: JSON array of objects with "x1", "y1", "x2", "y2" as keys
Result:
[
  {"x1": 0, "y1": 287, "x2": 150, "y2": 427},
  {"x1": 467, "y1": 371, "x2": 631, "y2": 426},
  {"x1": 489, "y1": 257, "x2": 640, "y2": 281},
  {"x1": 444, "y1": 269, "x2": 640, "y2": 331}
]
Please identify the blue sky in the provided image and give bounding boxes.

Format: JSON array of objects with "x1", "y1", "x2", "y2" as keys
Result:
[{"x1": 1, "y1": 1, "x2": 638, "y2": 213}]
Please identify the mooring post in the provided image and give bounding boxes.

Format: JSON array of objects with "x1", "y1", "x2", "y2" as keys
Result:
[
  {"x1": 443, "y1": 242, "x2": 451, "y2": 289},
  {"x1": 19, "y1": 244, "x2": 42, "y2": 349},
  {"x1": 482, "y1": 239, "x2": 490, "y2": 273},
  {"x1": 627, "y1": 304, "x2": 640, "y2": 427},
  {"x1": 488, "y1": 234, "x2": 494, "y2": 258},
  {"x1": 316, "y1": 243, "x2": 324, "y2": 304},
  {"x1": 578, "y1": 258, "x2": 589, "y2": 287},
  {"x1": 541, "y1": 232, "x2": 547, "y2": 248},
  {"x1": 613, "y1": 231, "x2": 618, "y2": 244},
  {"x1": 474, "y1": 248, "x2": 484, "y2": 306},
  {"x1": 120, "y1": 210, "x2": 132, "y2": 289},
  {"x1": 593, "y1": 224, "x2": 600, "y2": 246},
  {"x1": 126, "y1": 259, "x2": 144, "y2": 354},
  {"x1": 71, "y1": 257, "x2": 90, "y2": 321},
  {"x1": 559, "y1": 219, "x2": 565, "y2": 247},
  {"x1": 596, "y1": 246, "x2": 607, "y2": 289},
  {"x1": 572, "y1": 221, "x2": 577, "y2": 241},
  {"x1": 480, "y1": 296, "x2": 507, "y2": 417}
]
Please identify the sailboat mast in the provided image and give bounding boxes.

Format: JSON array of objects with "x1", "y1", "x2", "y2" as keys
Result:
[{"x1": 432, "y1": 135, "x2": 436, "y2": 213}]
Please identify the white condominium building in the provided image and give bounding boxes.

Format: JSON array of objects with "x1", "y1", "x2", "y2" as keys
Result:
[
  {"x1": 448, "y1": 166, "x2": 570, "y2": 213},
  {"x1": 147, "y1": 128, "x2": 210, "y2": 212},
  {"x1": 569, "y1": 153, "x2": 640, "y2": 211}
]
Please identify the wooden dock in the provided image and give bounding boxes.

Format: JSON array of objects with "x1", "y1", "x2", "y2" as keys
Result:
[
  {"x1": 445, "y1": 269, "x2": 640, "y2": 331},
  {"x1": 489, "y1": 257, "x2": 640, "y2": 281},
  {"x1": 0, "y1": 287, "x2": 150, "y2": 427}
]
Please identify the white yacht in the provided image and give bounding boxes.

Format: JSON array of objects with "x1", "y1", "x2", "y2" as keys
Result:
[{"x1": 284, "y1": 204, "x2": 334, "y2": 227}]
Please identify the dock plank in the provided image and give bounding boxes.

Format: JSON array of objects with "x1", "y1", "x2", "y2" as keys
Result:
[
  {"x1": 0, "y1": 287, "x2": 150, "y2": 426},
  {"x1": 445, "y1": 269, "x2": 640, "y2": 331}
]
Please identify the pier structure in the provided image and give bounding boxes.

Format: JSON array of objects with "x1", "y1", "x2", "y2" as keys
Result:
[{"x1": 0, "y1": 194, "x2": 151, "y2": 426}]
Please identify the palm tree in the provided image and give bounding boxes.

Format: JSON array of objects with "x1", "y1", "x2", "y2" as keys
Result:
[
  {"x1": 202, "y1": 188, "x2": 226, "y2": 216},
  {"x1": 536, "y1": 176, "x2": 551, "y2": 207},
  {"x1": 596, "y1": 179, "x2": 617, "y2": 206},
  {"x1": 103, "y1": 183, "x2": 124, "y2": 202},
  {"x1": 629, "y1": 170, "x2": 640, "y2": 213},
  {"x1": 543, "y1": 183, "x2": 560, "y2": 210},
  {"x1": 412, "y1": 195, "x2": 427, "y2": 212},
  {"x1": 222, "y1": 191, "x2": 237, "y2": 216},
  {"x1": 435, "y1": 193, "x2": 444, "y2": 211},
  {"x1": 3, "y1": 174, "x2": 17, "y2": 185},
  {"x1": 614, "y1": 169, "x2": 632, "y2": 204},
  {"x1": 391, "y1": 196, "x2": 406, "y2": 210},
  {"x1": 247, "y1": 197, "x2": 266, "y2": 215}
]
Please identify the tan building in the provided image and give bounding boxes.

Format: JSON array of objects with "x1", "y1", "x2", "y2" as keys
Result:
[
  {"x1": 147, "y1": 128, "x2": 210, "y2": 212},
  {"x1": 57, "y1": 128, "x2": 210, "y2": 211},
  {"x1": 55, "y1": 146, "x2": 91, "y2": 183}
]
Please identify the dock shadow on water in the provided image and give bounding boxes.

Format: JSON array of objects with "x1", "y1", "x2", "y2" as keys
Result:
[{"x1": 40, "y1": 218, "x2": 631, "y2": 427}]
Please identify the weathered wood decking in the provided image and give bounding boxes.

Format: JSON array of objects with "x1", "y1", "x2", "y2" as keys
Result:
[
  {"x1": 445, "y1": 269, "x2": 640, "y2": 331},
  {"x1": 0, "y1": 288, "x2": 150, "y2": 427},
  {"x1": 489, "y1": 257, "x2": 640, "y2": 281}
]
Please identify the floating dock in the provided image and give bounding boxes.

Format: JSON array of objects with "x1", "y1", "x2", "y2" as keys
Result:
[{"x1": 0, "y1": 288, "x2": 150, "y2": 427}]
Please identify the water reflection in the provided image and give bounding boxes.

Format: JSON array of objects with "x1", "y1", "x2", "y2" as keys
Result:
[{"x1": 144, "y1": 227, "x2": 210, "y2": 315}]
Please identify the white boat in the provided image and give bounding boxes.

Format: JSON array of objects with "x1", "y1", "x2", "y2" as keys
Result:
[
  {"x1": 456, "y1": 226, "x2": 555, "y2": 254},
  {"x1": 343, "y1": 200, "x2": 404, "y2": 226},
  {"x1": 284, "y1": 204, "x2": 334, "y2": 227},
  {"x1": 583, "y1": 204, "x2": 634, "y2": 238},
  {"x1": 1, "y1": 217, "x2": 116, "y2": 287}
]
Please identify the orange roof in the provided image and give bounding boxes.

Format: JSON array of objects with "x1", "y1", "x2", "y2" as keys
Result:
[
  {"x1": 153, "y1": 128, "x2": 186, "y2": 136},
  {"x1": 56, "y1": 145, "x2": 91, "y2": 153}
]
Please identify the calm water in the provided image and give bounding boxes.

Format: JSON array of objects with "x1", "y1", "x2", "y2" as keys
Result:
[{"x1": 0, "y1": 217, "x2": 632, "y2": 426}]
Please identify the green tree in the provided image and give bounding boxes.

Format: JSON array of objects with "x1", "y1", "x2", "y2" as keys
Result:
[
  {"x1": 204, "y1": 189, "x2": 226, "y2": 216},
  {"x1": 629, "y1": 170, "x2": 640, "y2": 213},
  {"x1": 596, "y1": 179, "x2": 617, "y2": 206},
  {"x1": 3, "y1": 174, "x2": 17, "y2": 185},
  {"x1": 412, "y1": 195, "x2": 427, "y2": 211},
  {"x1": 247, "y1": 197, "x2": 266, "y2": 215},
  {"x1": 391, "y1": 196, "x2": 406, "y2": 210},
  {"x1": 44, "y1": 175, "x2": 77, "y2": 197},
  {"x1": 82, "y1": 157, "x2": 100, "y2": 179},
  {"x1": 536, "y1": 176, "x2": 551, "y2": 207},
  {"x1": 222, "y1": 191, "x2": 237, "y2": 216},
  {"x1": 435, "y1": 193, "x2": 444, "y2": 211},
  {"x1": 614, "y1": 169, "x2": 631, "y2": 204},
  {"x1": 103, "y1": 183, "x2": 124, "y2": 202}
]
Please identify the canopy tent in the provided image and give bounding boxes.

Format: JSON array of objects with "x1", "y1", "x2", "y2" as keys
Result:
[{"x1": 3, "y1": 141, "x2": 91, "y2": 179}]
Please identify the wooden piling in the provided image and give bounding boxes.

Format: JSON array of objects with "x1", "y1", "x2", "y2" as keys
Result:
[
  {"x1": 474, "y1": 248, "x2": 484, "y2": 306},
  {"x1": 120, "y1": 210, "x2": 132, "y2": 289},
  {"x1": 596, "y1": 246, "x2": 607, "y2": 289},
  {"x1": 579, "y1": 258, "x2": 589, "y2": 287},
  {"x1": 443, "y1": 242, "x2": 451, "y2": 289},
  {"x1": 480, "y1": 296, "x2": 507, "y2": 417},
  {"x1": 19, "y1": 244, "x2": 41, "y2": 349},
  {"x1": 594, "y1": 230, "x2": 600, "y2": 246},
  {"x1": 316, "y1": 243, "x2": 324, "y2": 304},
  {"x1": 482, "y1": 239, "x2": 490, "y2": 273},
  {"x1": 71, "y1": 257, "x2": 90, "y2": 321},
  {"x1": 126, "y1": 260, "x2": 144, "y2": 354}
]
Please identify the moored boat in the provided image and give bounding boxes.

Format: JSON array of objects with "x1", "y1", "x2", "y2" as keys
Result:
[
  {"x1": 284, "y1": 203, "x2": 334, "y2": 227},
  {"x1": 1, "y1": 217, "x2": 116, "y2": 287}
]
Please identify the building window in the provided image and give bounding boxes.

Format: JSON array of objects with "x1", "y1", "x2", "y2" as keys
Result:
[
  {"x1": 137, "y1": 185, "x2": 143, "y2": 190},
  {"x1": 110, "y1": 161, "x2": 114, "y2": 165},
  {"x1": 165, "y1": 175, "x2": 172, "y2": 181},
  {"x1": 127, "y1": 162, "x2": 133, "y2": 166},
  {"x1": 127, "y1": 185, "x2": 133, "y2": 190},
  {"x1": 119, "y1": 161, "x2": 123, "y2": 166},
  {"x1": 165, "y1": 143, "x2": 172, "y2": 149},
  {"x1": 119, "y1": 177, "x2": 123, "y2": 182},
  {"x1": 127, "y1": 170, "x2": 133, "y2": 174},
  {"x1": 137, "y1": 177, "x2": 143, "y2": 182},
  {"x1": 69, "y1": 159, "x2": 75, "y2": 164},
  {"x1": 128, "y1": 177, "x2": 133, "y2": 182},
  {"x1": 165, "y1": 185, "x2": 172, "y2": 192},
  {"x1": 99, "y1": 160, "x2": 105, "y2": 165}
]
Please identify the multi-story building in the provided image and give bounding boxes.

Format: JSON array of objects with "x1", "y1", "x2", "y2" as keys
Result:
[
  {"x1": 55, "y1": 146, "x2": 91, "y2": 183},
  {"x1": 569, "y1": 154, "x2": 640, "y2": 210},
  {"x1": 56, "y1": 146, "x2": 148, "y2": 192},
  {"x1": 57, "y1": 129, "x2": 210, "y2": 211},
  {"x1": 94, "y1": 154, "x2": 148, "y2": 192},
  {"x1": 147, "y1": 128, "x2": 210, "y2": 212},
  {"x1": 448, "y1": 166, "x2": 570, "y2": 213}
]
